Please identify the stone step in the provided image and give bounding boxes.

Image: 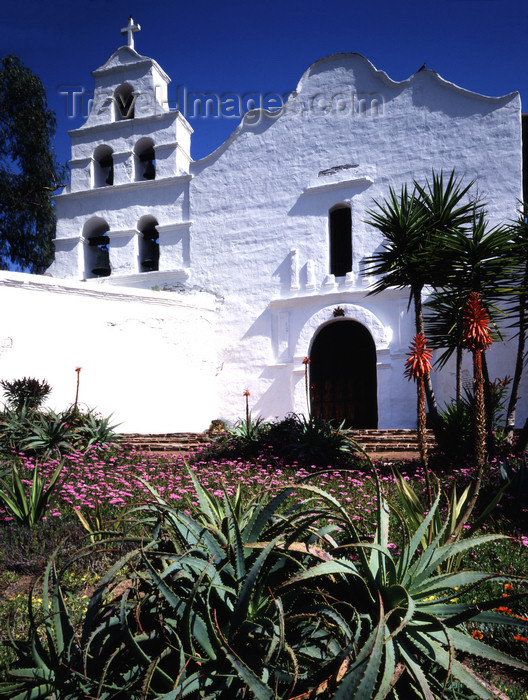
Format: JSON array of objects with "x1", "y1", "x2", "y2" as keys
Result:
[
  {"x1": 120, "y1": 432, "x2": 210, "y2": 453},
  {"x1": 119, "y1": 429, "x2": 437, "y2": 455}
]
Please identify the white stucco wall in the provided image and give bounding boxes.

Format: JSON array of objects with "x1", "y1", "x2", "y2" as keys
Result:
[
  {"x1": 0, "y1": 272, "x2": 217, "y2": 432},
  {"x1": 186, "y1": 54, "x2": 523, "y2": 425},
  {"x1": 45, "y1": 50, "x2": 527, "y2": 430}
]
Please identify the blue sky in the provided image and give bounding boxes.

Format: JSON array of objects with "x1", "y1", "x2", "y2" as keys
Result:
[{"x1": 1, "y1": 0, "x2": 526, "y2": 166}]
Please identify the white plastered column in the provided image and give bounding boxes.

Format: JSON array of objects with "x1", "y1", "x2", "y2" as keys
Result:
[{"x1": 291, "y1": 303, "x2": 393, "y2": 426}]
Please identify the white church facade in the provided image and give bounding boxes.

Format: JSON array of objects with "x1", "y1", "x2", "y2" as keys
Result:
[{"x1": 0, "y1": 22, "x2": 526, "y2": 433}]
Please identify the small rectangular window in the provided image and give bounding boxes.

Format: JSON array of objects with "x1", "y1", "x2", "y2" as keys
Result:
[{"x1": 330, "y1": 207, "x2": 352, "y2": 276}]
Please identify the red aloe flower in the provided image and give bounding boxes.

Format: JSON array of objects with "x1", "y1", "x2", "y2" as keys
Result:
[
  {"x1": 404, "y1": 333, "x2": 433, "y2": 381},
  {"x1": 461, "y1": 292, "x2": 492, "y2": 351}
]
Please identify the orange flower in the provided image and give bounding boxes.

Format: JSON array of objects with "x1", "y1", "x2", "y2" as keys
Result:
[
  {"x1": 404, "y1": 333, "x2": 433, "y2": 381},
  {"x1": 75, "y1": 366, "x2": 82, "y2": 373},
  {"x1": 512, "y1": 614, "x2": 528, "y2": 622},
  {"x1": 471, "y1": 630, "x2": 484, "y2": 640},
  {"x1": 302, "y1": 356, "x2": 310, "y2": 365},
  {"x1": 243, "y1": 389, "x2": 250, "y2": 397},
  {"x1": 514, "y1": 634, "x2": 528, "y2": 643},
  {"x1": 494, "y1": 606, "x2": 512, "y2": 614},
  {"x1": 504, "y1": 583, "x2": 514, "y2": 592},
  {"x1": 461, "y1": 292, "x2": 492, "y2": 351}
]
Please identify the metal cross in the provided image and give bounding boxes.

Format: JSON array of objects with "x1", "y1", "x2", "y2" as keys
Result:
[{"x1": 121, "y1": 17, "x2": 141, "y2": 50}]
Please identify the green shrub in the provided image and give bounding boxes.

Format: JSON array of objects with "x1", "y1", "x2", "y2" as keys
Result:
[
  {"x1": 437, "y1": 379, "x2": 511, "y2": 458},
  {"x1": 206, "y1": 412, "x2": 359, "y2": 467},
  {"x1": 437, "y1": 400, "x2": 472, "y2": 457},
  {"x1": 2, "y1": 464, "x2": 527, "y2": 698},
  {"x1": 275, "y1": 413, "x2": 354, "y2": 467}
]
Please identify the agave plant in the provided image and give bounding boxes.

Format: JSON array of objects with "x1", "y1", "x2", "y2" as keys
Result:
[{"x1": 2, "y1": 464, "x2": 528, "y2": 698}]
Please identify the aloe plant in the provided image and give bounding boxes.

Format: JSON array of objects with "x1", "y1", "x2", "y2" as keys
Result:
[
  {"x1": 2, "y1": 463, "x2": 527, "y2": 698},
  {"x1": 392, "y1": 466, "x2": 509, "y2": 569},
  {"x1": 21, "y1": 409, "x2": 77, "y2": 455},
  {"x1": 281, "y1": 466, "x2": 528, "y2": 697}
]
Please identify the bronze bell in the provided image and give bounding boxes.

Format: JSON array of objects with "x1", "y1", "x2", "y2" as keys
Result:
[
  {"x1": 143, "y1": 160, "x2": 156, "y2": 180},
  {"x1": 92, "y1": 247, "x2": 111, "y2": 277},
  {"x1": 99, "y1": 154, "x2": 114, "y2": 186},
  {"x1": 141, "y1": 238, "x2": 159, "y2": 271},
  {"x1": 105, "y1": 164, "x2": 114, "y2": 186}
]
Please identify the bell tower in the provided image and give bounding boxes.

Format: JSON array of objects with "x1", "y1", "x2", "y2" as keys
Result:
[
  {"x1": 52, "y1": 19, "x2": 194, "y2": 282},
  {"x1": 68, "y1": 17, "x2": 192, "y2": 190}
]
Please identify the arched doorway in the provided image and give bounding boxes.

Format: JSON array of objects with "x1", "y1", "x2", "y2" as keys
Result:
[{"x1": 310, "y1": 320, "x2": 378, "y2": 428}]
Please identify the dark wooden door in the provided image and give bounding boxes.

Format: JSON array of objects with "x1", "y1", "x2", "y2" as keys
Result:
[{"x1": 310, "y1": 321, "x2": 378, "y2": 428}]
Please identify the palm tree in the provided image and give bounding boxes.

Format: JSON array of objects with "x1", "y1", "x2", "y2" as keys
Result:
[
  {"x1": 365, "y1": 171, "x2": 476, "y2": 433},
  {"x1": 424, "y1": 209, "x2": 512, "y2": 403}
]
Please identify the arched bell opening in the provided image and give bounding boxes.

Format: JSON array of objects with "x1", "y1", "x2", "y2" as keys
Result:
[
  {"x1": 93, "y1": 145, "x2": 114, "y2": 188},
  {"x1": 83, "y1": 218, "x2": 111, "y2": 279},
  {"x1": 114, "y1": 83, "x2": 135, "y2": 120},
  {"x1": 137, "y1": 216, "x2": 160, "y2": 272},
  {"x1": 134, "y1": 138, "x2": 156, "y2": 181},
  {"x1": 309, "y1": 319, "x2": 378, "y2": 428}
]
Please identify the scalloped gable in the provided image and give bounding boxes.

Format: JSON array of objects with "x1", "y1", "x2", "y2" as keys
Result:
[
  {"x1": 194, "y1": 52, "x2": 519, "y2": 166},
  {"x1": 294, "y1": 52, "x2": 518, "y2": 104},
  {"x1": 92, "y1": 46, "x2": 170, "y2": 83}
]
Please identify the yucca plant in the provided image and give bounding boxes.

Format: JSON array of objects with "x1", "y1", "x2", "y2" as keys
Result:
[{"x1": 0, "y1": 376, "x2": 51, "y2": 413}]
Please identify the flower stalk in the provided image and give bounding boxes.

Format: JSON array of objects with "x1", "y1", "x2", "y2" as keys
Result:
[
  {"x1": 303, "y1": 357, "x2": 311, "y2": 417},
  {"x1": 243, "y1": 389, "x2": 250, "y2": 426},
  {"x1": 451, "y1": 292, "x2": 493, "y2": 540},
  {"x1": 74, "y1": 367, "x2": 81, "y2": 412},
  {"x1": 461, "y1": 292, "x2": 493, "y2": 471},
  {"x1": 404, "y1": 333, "x2": 433, "y2": 526}
]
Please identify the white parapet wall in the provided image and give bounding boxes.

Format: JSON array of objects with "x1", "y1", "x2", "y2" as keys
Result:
[{"x1": 0, "y1": 271, "x2": 218, "y2": 433}]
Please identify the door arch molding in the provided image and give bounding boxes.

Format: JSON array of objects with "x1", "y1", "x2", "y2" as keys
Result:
[{"x1": 295, "y1": 303, "x2": 389, "y2": 357}]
